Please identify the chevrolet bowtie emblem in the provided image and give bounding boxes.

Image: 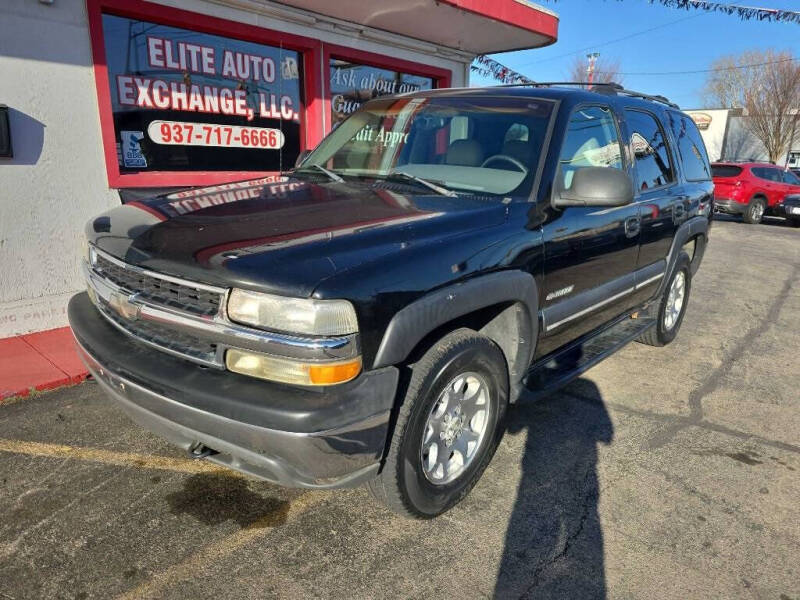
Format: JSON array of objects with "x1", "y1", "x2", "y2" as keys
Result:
[{"x1": 109, "y1": 291, "x2": 140, "y2": 321}]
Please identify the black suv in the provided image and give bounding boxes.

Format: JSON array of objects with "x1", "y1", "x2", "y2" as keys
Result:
[{"x1": 69, "y1": 84, "x2": 713, "y2": 518}]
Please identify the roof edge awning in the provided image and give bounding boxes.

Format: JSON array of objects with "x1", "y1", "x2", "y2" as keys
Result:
[{"x1": 272, "y1": 0, "x2": 559, "y2": 55}]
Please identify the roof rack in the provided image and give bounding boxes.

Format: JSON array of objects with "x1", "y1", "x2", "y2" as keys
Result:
[
  {"x1": 495, "y1": 81, "x2": 680, "y2": 109},
  {"x1": 616, "y1": 87, "x2": 680, "y2": 109}
]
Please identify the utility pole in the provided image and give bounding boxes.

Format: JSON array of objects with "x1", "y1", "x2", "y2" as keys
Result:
[
  {"x1": 586, "y1": 52, "x2": 600, "y2": 89},
  {"x1": 784, "y1": 109, "x2": 798, "y2": 170}
]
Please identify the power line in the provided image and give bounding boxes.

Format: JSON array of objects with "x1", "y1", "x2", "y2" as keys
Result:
[
  {"x1": 535, "y1": 0, "x2": 800, "y2": 24},
  {"x1": 593, "y1": 56, "x2": 798, "y2": 76},
  {"x1": 515, "y1": 13, "x2": 705, "y2": 68}
]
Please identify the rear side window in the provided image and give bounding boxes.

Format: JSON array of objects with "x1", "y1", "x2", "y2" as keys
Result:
[
  {"x1": 625, "y1": 109, "x2": 675, "y2": 191},
  {"x1": 768, "y1": 168, "x2": 785, "y2": 182},
  {"x1": 557, "y1": 105, "x2": 623, "y2": 189},
  {"x1": 667, "y1": 112, "x2": 712, "y2": 181},
  {"x1": 712, "y1": 165, "x2": 742, "y2": 178},
  {"x1": 752, "y1": 167, "x2": 782, "y2": 182}
]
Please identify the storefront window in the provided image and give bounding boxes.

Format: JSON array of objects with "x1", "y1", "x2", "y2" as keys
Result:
[
  {"x1": 329, "y1": 59, "x2": 434, "y2": 129},
  {"x1": 101, "y1": 14, "x2": 303, "y2": 173}
]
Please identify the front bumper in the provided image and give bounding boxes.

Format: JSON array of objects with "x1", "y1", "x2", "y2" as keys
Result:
[
  {"x1": 69, "y1": 293, "x2": 399, "y2": 488},
  {"x1": 713, "y1": 198, "x2": 746, "y2": 215}
]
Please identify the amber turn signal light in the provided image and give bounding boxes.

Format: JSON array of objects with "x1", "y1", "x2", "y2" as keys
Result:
[{"x1": 307, "y1": 359, "x2": 363, "y2": 385}]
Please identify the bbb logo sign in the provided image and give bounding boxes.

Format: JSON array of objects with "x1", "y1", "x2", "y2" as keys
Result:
[{"x1": 120, "y1": 130, "x2": 147, "y2": 168}]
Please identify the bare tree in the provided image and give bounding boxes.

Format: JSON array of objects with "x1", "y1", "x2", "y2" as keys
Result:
[
  {"x1": 569, "y1": 55, "x2": 624, "y2": 86},
  {"x1": 702, "y1": 51, "x2": 764, "y2": 108},
  {"x1": 704, "y1": 49, "x2": 800, "y2": 162}
]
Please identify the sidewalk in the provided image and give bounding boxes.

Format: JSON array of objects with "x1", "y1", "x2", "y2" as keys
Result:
[{"x1": 0, "y1": 327, "x2": 88, "y2": 401}]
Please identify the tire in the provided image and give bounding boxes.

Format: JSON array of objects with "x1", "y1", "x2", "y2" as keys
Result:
[
  {"x1": 367, "y1": 328, "x2": 508, "y2": 519},
  {"x1": 789, "y1": 218, "x2": 800, "y2": 228},
  {"x1": 743, "y1": 197, "x2": 766, "y2": 224},
  {"x1": 637, "y1": 253, "x2": 692, "y2": 347}
]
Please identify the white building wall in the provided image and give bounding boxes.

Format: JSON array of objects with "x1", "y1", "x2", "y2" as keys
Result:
[
  {"x1": 0, "y1": 0, "x2": 119, "y2": 337},
  {"x1": 0, "y1": 0, "x2": 469, "y2": 338},
  {"x1": 687, "y1": 108, "x2": 798, "y2": 165},
  {"x1": 724, "y1": 116, "x2": 771, "y2": 162}
]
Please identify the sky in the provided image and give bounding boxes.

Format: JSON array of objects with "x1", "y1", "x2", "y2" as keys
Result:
[{"x1": 470, "y1": 0, "x2": 799, "y2": 109}]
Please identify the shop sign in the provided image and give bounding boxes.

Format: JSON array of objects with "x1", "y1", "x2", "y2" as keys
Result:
[
  {"x1": 101, "y1": 14, "x2": 303, "y2": 173},
  {"x1": 689, "y1": 112, "x2": 712, "y2": 130},
  {"x1": 329, "y1": 59, "x2": 434, "y2": 128}
]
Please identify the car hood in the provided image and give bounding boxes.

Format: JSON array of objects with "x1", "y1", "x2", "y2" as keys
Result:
[{"x1": 87, "y1": 176, "x2": 508, "y2": 297}]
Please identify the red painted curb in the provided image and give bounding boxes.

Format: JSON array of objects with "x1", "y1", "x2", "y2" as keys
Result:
[{"x1": 0, "y1": 327, "x2": 88, "y2": 401}]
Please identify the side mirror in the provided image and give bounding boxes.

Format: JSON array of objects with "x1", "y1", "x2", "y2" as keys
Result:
[
  {"x1": 554, "y1": 167, "x2": 634, "y2": 208},
  {"x1": 294, "y1": 149, "x2": 311, "y2": 169}
]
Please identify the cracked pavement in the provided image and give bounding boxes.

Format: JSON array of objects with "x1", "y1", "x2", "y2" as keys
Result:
[{"x1": 0, "y1": 215, "x2": 798, "y2": 599}]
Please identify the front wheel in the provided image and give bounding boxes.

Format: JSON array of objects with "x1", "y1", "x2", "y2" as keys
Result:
[
  {"x1": 367, "y1": 329, "x2": 508, "y2": 518},
  {"x1": 637, "y1": 254, "x2": 692, "y2": 347}
]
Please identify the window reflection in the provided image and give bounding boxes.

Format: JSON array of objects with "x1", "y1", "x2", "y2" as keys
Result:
[
  {"x1": 329, "y1": 59, "x2": 434, "y2": 129},
  {"x1": 558, "y1": 106, "x2": 623, "y2": 189},
  {"x1": 625, "y1": 110, "x2": 674, "y2": 190}
]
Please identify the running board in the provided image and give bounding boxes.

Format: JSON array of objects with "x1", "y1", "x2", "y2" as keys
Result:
[{"x1": 522, "y1": 315, "x2": 656, "y2": 401}]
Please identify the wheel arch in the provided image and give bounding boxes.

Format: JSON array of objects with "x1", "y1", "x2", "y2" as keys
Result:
[
  {"x1": 654, "y1": 216, "x2": 708, "y2": 298},
  {"x1": 372, "y1": 271, "x2": 539, "y2": 401}
]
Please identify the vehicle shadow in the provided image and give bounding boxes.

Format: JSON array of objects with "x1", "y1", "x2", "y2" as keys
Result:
[{"x1": 494, "y1": 377, "x2": 613, "y2": 599}]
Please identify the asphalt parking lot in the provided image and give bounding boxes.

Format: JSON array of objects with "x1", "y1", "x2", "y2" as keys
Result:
[{"x1": 0, "y1": 216, "x2": 798, "y2": 600}]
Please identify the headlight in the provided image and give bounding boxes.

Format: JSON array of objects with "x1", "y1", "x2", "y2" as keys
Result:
[
  {"x1": 226, "y1": 288, "x2": 358, "y2": 336},
  {"x1": 83, "y1": 239, "x2": 96, "y2": 265}
]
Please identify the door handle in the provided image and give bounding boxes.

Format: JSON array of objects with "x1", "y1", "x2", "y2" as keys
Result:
[{"x1": 624, "y1": 216, "x2": 640, "y2": 238}]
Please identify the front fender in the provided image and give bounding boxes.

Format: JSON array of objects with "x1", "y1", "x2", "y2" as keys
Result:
[{"x1": 372, "y1": 271, "x2": 539, "y2": 396}]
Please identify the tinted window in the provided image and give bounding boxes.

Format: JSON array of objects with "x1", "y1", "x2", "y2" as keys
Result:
[
  {"x1": 782, "y1": 170, "x2": 800, "y2": 185},
  {"x1": 712, "y1": 165, "x2": 742, "y2": 178},
  {"x1": 766, "y1": 168, "x2": 783, "y2": 182},
  {"x1": 625, "y1": 109, "x2": 675, "y2": 190},
  {"x1": 667, "y1": 111, "x2": 711, "y2": 181},
  {"x1": 101, "y1": 14, "x2": 303, "y2": 173},
  {"x1": 752, "y1": 167, "x2": 782, "y2": 182},
  {"x1": 558, "y1": 106, "x2": 623, "y2": 189}
]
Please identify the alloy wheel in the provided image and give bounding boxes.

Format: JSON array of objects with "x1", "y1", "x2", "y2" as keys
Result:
[
  {"x1": 420, "y1": 372, "x2": 491, "y2": 485},
  {"x1": 664, "y1": 271, "x2": 686, "y2": 331}
]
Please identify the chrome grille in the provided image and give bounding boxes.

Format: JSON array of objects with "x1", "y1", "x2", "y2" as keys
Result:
[
  {"x1": 94, "y1": 253, "x2": 222, "y2": 317},
  {"x1": 96, "y1": 296, "x2": 219, "y2": 365}
]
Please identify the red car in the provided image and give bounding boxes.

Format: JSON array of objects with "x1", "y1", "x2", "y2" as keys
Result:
[{"x1": 712, "y1": 162, "x2": 800, "y2": 224}]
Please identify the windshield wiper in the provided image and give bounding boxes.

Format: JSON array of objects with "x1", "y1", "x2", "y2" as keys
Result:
[
  {"x1": 386, "y1": 171, "x2": 457, "y2": 197},
  {"x1": 294, "y1": 163, "x2": 344, "y2": 183}
]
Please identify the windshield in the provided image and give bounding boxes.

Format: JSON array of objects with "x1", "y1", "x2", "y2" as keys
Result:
[{"x1": 299, "y1": 96, "x2": 555, "y2": 197}]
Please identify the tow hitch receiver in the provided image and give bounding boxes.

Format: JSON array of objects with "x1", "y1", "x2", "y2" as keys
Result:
[{"x1": 188, "y1": 443, "x2": 218, "y2": 459}]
